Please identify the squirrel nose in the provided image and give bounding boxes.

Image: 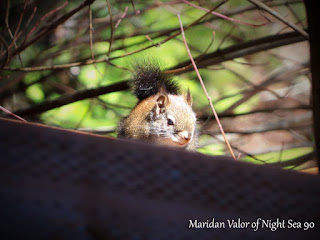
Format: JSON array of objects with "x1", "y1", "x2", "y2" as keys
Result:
[{"x1": 181, "y1": 131, "x2": 192, "y2": 141}]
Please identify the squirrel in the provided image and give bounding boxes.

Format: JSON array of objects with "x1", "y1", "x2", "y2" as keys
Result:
[{"x1": 117, "y1": 61, "x2": 198, "y2": 151}]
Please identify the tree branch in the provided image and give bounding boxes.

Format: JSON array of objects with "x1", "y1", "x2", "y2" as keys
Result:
[
  {"x1": 267, "y1": 152, "x2": 315, "y2": 168},
  {"x1": 8, "y1": 81, "x2": 129, "y2": 117},
  {"x1": 248, "y1": 0, "x2": 308, "y2": 39},
  {"x1": 173, "y1": 30, "x2": 307, "y2": 72},
  {"x1": 2, "y1": 30, "x2": 307, "y2": 72},
  {"x1": 0, "y1": 0, "x2": 96, "y2": 65}
]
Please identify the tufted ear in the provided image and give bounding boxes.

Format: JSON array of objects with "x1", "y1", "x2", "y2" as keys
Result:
[
  {"x1": 185, "y1": 89, "x2": 193, "y2": 106},
  {"x1": 156, "y1": 94, "x2": 168, "y2": 111}
]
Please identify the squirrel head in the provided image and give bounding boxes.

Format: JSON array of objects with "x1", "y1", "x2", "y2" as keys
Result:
[
  {"x1": 117, "y1": 60, "x2": 198, "y2": 150},
  {"x1": 147, "y1": 91, "x2": 197, "y2": 149}
]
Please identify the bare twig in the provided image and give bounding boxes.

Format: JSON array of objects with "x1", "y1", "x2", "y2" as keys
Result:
[
  {"x1": 6, "y1": 0, "x2": 94, "y2": 62},
  {"x1": 286, "y1": 2, "x2": 305, "y2": 28},
  {"x1": 10, "y1": 81, "x2": 130, "y2": 117},
  {"x1": 88, "y1": 5, "x2": 101, "y2": 74},
  {"x1": 130, "y1": 0, "x2": 140, "y2": 15},
  {"x1": 0, "y1": 35, "x2": 11, "y2": 67},
  {"x1": 11, "y1": 0, "x2": 28, "y2": 66},
  {"x1": 223, "y1": 63, "x2": 283, "y2": 100},
  {"x1": 23, "y1": 2, "x2": 69, "y2": 44},
  {"x1": 13, "y1": 0, "x2": 28, "y2": 41},
  {"x1": 202, "y1": 133, "x2": 266, "y2": 163},
  {"x1": 248, "y1": 0, "x2": 308, "y2": 39},
  {"x1": 25, "y1": 6, "x2": 37, "y2": 29},
  {"x1": 182, "y1": 0, "x2": 266, "y2": 27},
  {"x1": 173, "y1": 30, "x2": 306, "y2": 72},
  {"x1": 2, "y1": 0, "x2": 211, "y2": 70},
  {"x1": 74, "y1": 101, "x2": 92, "y2": 129},
  {"x1": 220, "y1": 63, "x2": 309, "y2": 114},
  {"x1": 0, "y1": 105, "x2": 27, "y2": 122},
  {"x1": 145, "y1": 35, "x2": 156, "y2": 45},
  {"x1": 115, "y1": 6, "x2": 128, "y2": 29},
  {"x1": 202, "y1": 124, "x2": 311, "y2": 136},
  {"x1": 89, "y1": 5, "x2": 95, "y2": 61},
  {"x1": 198, "y1": 105, "x2": 311, "y2": 121},
  {"x1": 105, "y1": 61, "x2": 133, "y2": 72},
  {"x1": 268, "y1": 152, "x2": 315, "y2": 168},
  {"x1": 166, "y1": 31, "x2": 216, "y2": 74},
  {"x1": 106, "y1": 0, "x2": 114, "y2": 58},
  {"x1": 217, "y1": 25, "x2": 234, "y2": 50},
  {"x1": 5, "y1": 0, "x2": 14, "y2": 39},
  {"x1": 4, "y1": 0, "x2": 23, "y2": 65},
  {"x1": 2, "y1": 30, "x2": 305, "y2": 72},
  {"x1": 178, "y1": 14, "x2": 237, "y2": 160}
]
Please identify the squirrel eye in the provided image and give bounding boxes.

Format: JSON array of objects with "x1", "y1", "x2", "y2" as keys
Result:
[{"x1": 167, "y1": 118, "x2": 174, "y2": 126}]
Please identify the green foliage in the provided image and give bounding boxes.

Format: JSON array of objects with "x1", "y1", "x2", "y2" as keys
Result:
[
  {"x1": 53, "y1": 51, "x2": 72, "y2": 65},
  {"x1": 23, "y1": 72, "x2": 42, "y2": 84},
  {"x1": 78, "y1": 65, "x2": 105, "y2": 88},
  {"x1": 26, "y1": 84, "x2": 45, "y2": 103},
  {"x1": 197, "y1": 135, "x2": 225, "y2": 156},
  {"x1": 243, "y1": 147, "x2": 314, "y2": 167}
]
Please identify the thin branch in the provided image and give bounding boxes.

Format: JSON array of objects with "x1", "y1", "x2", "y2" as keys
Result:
[
  {"x1": 166, "y1": 31, "x2": 216, "y2": 74},
  {"x1": 178, "y1": 14, "x2": 236, "y2": 160},
  {"x1": 88, "y1": 5, "x2": 101, "y2": 73},
  {"x1": 3, "y1": 0, "x2": 299, "y2": 69},
  {"x1": 203, "y1": 133, "x2": 267, "y2": 163},
  {"x1": 198, "y1": 105, "x2": 311, "y2": 121},
  {"x1": 2, "y1": 1, "x2": 227, "y2": 71},
  {"x1": 5, "y1": 0, "x2": 14, "y2": 39},
  {"x1": 0, "y1": 70, "x2": 63, "y2": 100},
  {"x1": 25, "y1": 6, "x2": 37, "y2": 29},
  {"x1": 220, "y1": 62, "x2": 309, "y2": 114},
  {"x1": 114, "y1": 6, "x2": 128, "y2": 29},
  {"x1": 11, "y1": 0, "x2": 28, "y2": 67},
  {"x1": 202, "y1": 124, "x2": 311, "y2": 136},
  {"x1": 23, "y1": 2, "x2": 69, "y2": 44},
  {"x1": 2, "y1": 30, "x2": 306, "y2": 72},
  {"x1": 286, "y1": 2, "x2": 305, "y2": 29},
  {"x1": 173, "y1": 30, "x2": 306, "y2": 72},
  {"x1": 13, "y1": 0, "x2": 28, "y2": 41},
  {"x1": 130, "y1": 0, "x2": 140, "y2": 15},
  {"x1": 10, "y1": 81, "x2": 130, "y2": 117},
  {"x1": 267, "y1": 152, "x2": 315, "y2": 168},
  {"x1": 74, "y1": 100, "x2": 92, "y2": 129},
  {"x1": 248, "y1": 0, "x2": 308, "y2": 39},
  {"x1": 217, "y1": 25, "x2": 235, "y2": 50},
  {"x1": 3, "y1": 0, "x2": 23, "y2": 66},
  {"x1": 106, "y1": 61, "x2": 133, "y2": 72},
  {"x1": 4, "y1": 0, "x2": 95, "y2": 63},
  {"x1": 145, "y1": 35, "x2": 156, "y2": 45},
  {"x1": 182, "y1": 0, "x2": 266, "y2": 27},
  {"x1": 89, "y1": 5, "x2": 95, "y2": 61},
  {"x1": 223, "y1": 63, "x2": 285, "y2": 104},
  {"x1": 106, "y1": 0, "x2": 114, "y2": 58},
  {"x1": 31, "y1": 0, "x2": 276, "y2": 63},
  {"x1": 0, "y1": 35, "x2": 11, "y2": 67},
  {"x1": 0, "y1": 105, "x2": 27, "y2": 122}
]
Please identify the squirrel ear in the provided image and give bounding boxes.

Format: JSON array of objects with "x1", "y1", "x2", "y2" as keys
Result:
[
  {"x1": 156, "y1": 95, "x2": 168, "y2": 109},
  {"x1": 185, "y1": 89, "x2": 193, "y2": 106}
]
